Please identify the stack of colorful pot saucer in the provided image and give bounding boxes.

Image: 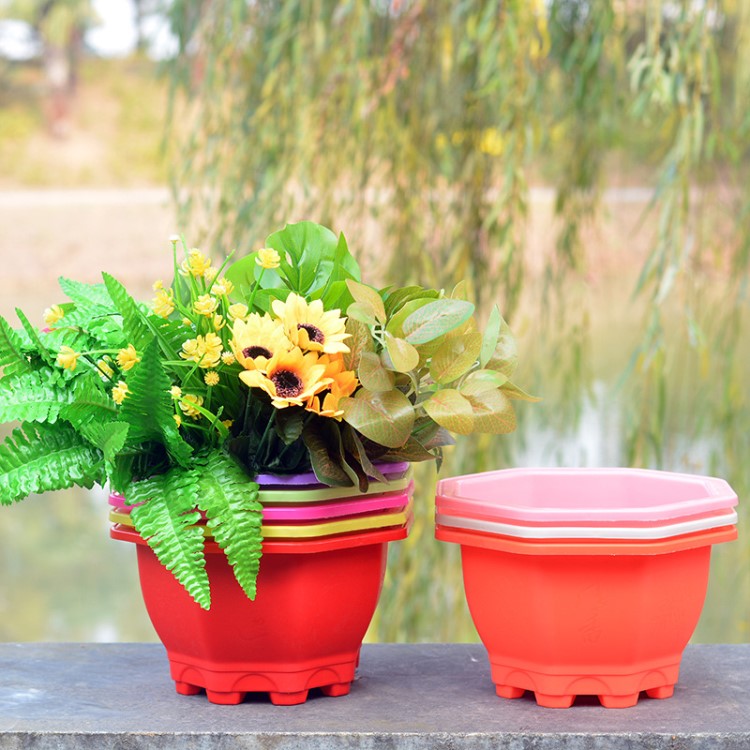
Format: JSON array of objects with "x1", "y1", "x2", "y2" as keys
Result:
[
  {"x1": 109, "y1": 462, "x2": 414, "y2": 543},
  {"x1": 435, "y1": 467, "x2": 738, "y2": 709}
]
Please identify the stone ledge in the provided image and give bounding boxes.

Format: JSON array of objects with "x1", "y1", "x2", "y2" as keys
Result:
[{"x1": 0, "y1": 643, "x2": 748, "y2": 749}]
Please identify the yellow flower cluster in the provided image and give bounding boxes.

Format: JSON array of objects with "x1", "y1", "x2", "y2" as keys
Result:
[
  {"x1": 180, "y1": 332, "x2": 223, "y2": 369},
  {"x1": 230, "y1": 293, "x2": 358, "y2": 418}
]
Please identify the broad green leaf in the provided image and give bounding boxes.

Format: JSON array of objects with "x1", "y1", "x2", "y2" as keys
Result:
[
  {"x1": 346, "y1": 301, "x2": 379, "y2": 326},
  {"x1": 422, "y1": 389, "x2": 475, "y2": 435},
  {"x1": 358, "y1": 351, "x2": 395, "y2": 392},
  {"x1": 0, "y1": 422, "x2": 104, "y2": 505},
  {"x1": 302, "y1": 422, "x2": 356, "y2": 487},
  {"x1": 0, "y1": 369, "x2": 74, "y2": 424},
  {"x1": 340, "y1": 389, "x2": 415, "y2": 449},
  {"x1": 480, "y1": 305, "x2": 502, "y2": 368},
  {"x1": 197, "y1": 450, "x2": 263, "y2": 600},
  {"x1": 380, "y1": 436, "x2": 435, "y2": 463},
  {"x1": 385, "y1": 297, "x2": 435, "y2": 338},
  {"x1": 486, "y1": 314, "x2": 518, "y2": 377},
  {"x1": 465, "y1": 388, "x2": 517, "y2": 434},
  {"x1": 384, "y1": 333, "x2": 420, "y2": 373},
  {"x1": 346, "y1": 280, "x2": 386, "y2": 322},
  {"x1": 460, "y1": 369, "x2": 509, "y2": 395},
  {"x1": 502, "y1": 380, "x2": 542, "y2": 402},
  {"x1": 341, "y1": 424, "x2": 387, "y2": 484},
  {"x1": 274, "y1": 407, "x2": 305, "y2": 445},
  {"x1": 429, "y1": 325, "x2": 482, "y2": 384},
  {"x1": 129, "y1": 468, "x2": 210, "y2": 610},
  {"x1": 402, "y1": 299, "x2": 475, "y2": 345},
  {"x1": 342, "y1": 318, "x2": 374, "y2": 372},
  {"x1": 0, "y1": 315, "x2": 32, "y2": 377},
  {"x1": 383, "y1": 286, "x2": 439, "y2": 317}
]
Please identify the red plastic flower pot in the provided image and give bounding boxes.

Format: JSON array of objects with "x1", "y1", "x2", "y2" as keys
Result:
[
  {"x1": 436, "y1": 524, "x2": 737, "y2": 709},
  {"x1": 111, "y1": 522, "x2": 410, "y2": 706}
]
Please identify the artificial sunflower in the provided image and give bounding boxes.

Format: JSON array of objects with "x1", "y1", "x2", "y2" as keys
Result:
[
  {"x1": 230, "y1": 314, "x2": 293, "y2": 370},
  {"x1": 305, "y1": 353, "x2": 359, "y2": 420},
  {"x1": 239, "y1": 347, "x2": 331, "y2": 409},
  {"x1": 272, "y1": 293, "x2": 350, "y2": 354}
]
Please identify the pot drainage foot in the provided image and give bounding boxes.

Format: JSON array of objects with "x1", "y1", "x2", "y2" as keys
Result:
[
  {"x1": 496, "y1": 685, "x2": 525, "y2": 699},
  {"x1": 598, "y1": 693, "x2": 639, "y2": 709},
  {"x1": 534, "y1": 693, "x2": 576, "y2": 709},
  {"x1": 646, "y1": 684, "x2": 674, "y2": 699},
  {"x1": 320, "y1": 682, "x2": 351, "y2": 697},
  {"x1": 206, "y1": 690, "x2": 246, "y2": 705},
  {"x1": 269, "y1": 689, "x2": 309, "y2": 706},
  {"x1": 175, "y1": 681, "x2": 202, "y2": 696}
]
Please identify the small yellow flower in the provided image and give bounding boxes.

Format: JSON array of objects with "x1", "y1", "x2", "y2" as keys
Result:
[
  {"x1": 179, "y1": 393, "x2": 204, "y2": 419},
  {"x1": 256, "y1": 247, "x2": 281, "y2": 270},
  {"x1": 180, "y1": 332, "x2": 223, "y2": 369},
  {"x1": 205, "y1": 267, "x2": 218, "y2": 283},
  {"x1": 173, "y1": 413, "x2": 182, "y2": 428},
  {"x1": 204, "y1": 370, "x2": 220, "y2": 387},
  {"x1": 169, "y1": 385, "x2": 182, "y2": 399},
  {"x1": 152, "y1": 279, "x2": 164, "y2": 291},
  {"x1": 179, "y1": 249, "x2": 213, "y2": 278},
  {"x1": 212, "y1": 278, "x2": 234, "y2": 296},
  {"x1": 182, "y1": 317, "x2": 193, "y2": 327},
  {"x1": 221, "y1": 351, "x2": 236, "y2": 366},
  {"x1": 112, "y1": 380, "x2": 129, "y2": 405},
  {"x1": 228, "y1": 303, "x2": 249, "y2": 321},
  {"x1": 152, "y1": 288, "x2": 175, "y2": 318},
  {"x1": 213, "y1": 314, "x2": 225, "y2": 331},
  {"x1": 193, "y1": 294, "x2": 219, "y2": 317},
  {"x1": 57, "y1": 346, "x2": 81, "y2": 371},
  {"x1": 116, "y1": 344, "x2": 140, "y2": 371},
  {"x1": 43, "y1": 305, "x2": 65, "y2": 326},
  {"x1": 221, "y1": 419, "x2": 234, "y2": 429}
]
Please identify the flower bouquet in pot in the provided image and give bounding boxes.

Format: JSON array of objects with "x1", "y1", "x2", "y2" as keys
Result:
[{"x1": 0, "y1": 221, "x2": 530, "y2": 704}]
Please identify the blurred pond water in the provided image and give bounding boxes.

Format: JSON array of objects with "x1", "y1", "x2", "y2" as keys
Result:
[{"x1": 0, "y1": 192, "x2": 747, "y2": 643}]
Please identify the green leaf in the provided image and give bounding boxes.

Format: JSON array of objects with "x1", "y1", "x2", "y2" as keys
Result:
[
  {"x1": 302, "y1": 422, "x2": 356, "y2": 487},
  {"x1": 465, "y1": 388, "x2": 517, "y2": 434},
  {"x1": 480, "y1": 305, "x2": 502, "y2": 368},
  {"x1": 0, "y1": 369, "x2": 75, "y2": 424},
  {"x1": 0, "y1": 422, "x2": 104, "y2": 505},
  {"x1": 60, "y1": 375, "x2": 119, "y2": 429},
  {"x1": 342, "y1": 318, "x2": 374, "y2": 372},
  {"x1": 357, "y1": 351, "x2": 395, "y2": 392},
  {"x1": 380, "y1": 436, "x2": 436, "y2": 463},
  {"x1": 59, "y1": 277, "x2": 114, "y2": 309},
  {"x1": 383, "y1": 286, "x2": 439, "y2": 317},
  {"x1": 422, "y1": 389, "x2": 475, "y2": 435},
  {"x1": 196, "y1": 450, "x2": 263, "y2": 601},
  {"x1": 485, "y1": 314, "x2": 518, "y2": 377},
  {"x1": 346, "y1": 280, "x2": 386, "y2": 322},
  {"x1": 384, "y1": 333, "x2": 420, "y2": 373},
  {"x1": 502, "y1": 380, "x2": 541, "y2": 402},
  {"x1": 346, "y1": 301, "x2": 379, "y2": 326},
  {"x1": 460, "y1": 369, "x2": 509, "y2": 395},
  {"x1": 129, "y1": 467, "x2": 210, "y2": 610},
  {"x1": 119, "y1": 340, "x2": 193, "y2": 467},
  {"x1": 385, "y1": 297, "x2": 435, "y2": 338},
  {"x1": 429, "y1": 325, "x2": 482, "y2": 384},
  {"x1": 0, "y1": 315, "x2": 32, "y2": 377},
  {"x1": 340, "y1": 389, "x2": 415, "y2": 449},
  {"x1": 341, "y1": 424, "x2": 387, "y2": 484},
  {"x1": 402, "y1": 299, "x2": 475, "y2": 345},
  {"x1": 103, "y1": 273, "x2": 152, "y2": 350},
  {"x1": 14, "y1": 308, "x2": 55, "y2": 367},
  {"x1": 83, "y1": 421, "x2": 130, "y2": 463}
]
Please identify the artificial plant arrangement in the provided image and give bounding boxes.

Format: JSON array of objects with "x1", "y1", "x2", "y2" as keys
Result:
[{"x1": 0, "y1": 222, "x2": 532, "y2": 609}]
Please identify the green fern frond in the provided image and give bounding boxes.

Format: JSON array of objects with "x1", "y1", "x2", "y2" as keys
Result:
[
  {"x1": 197, "y1": 450, "x2": 263, "y2": 601},
  {"x1": 0, "y1": 422, "x2": 104, "y2": 505},
  {"x1": 149, "y1": 316, "x2": 194, "y2": 362},
  {"x1": 128, "y1": 467, "x2": 210, "y2": 609},
  {"x1": 103, "y1": 273, "x2": 152, "y2": 350},
  {"x1": 60, "y1": 376, "x2": 118, "y2": 427},
  {"x1": 119, "y1": 340, "x2": 193, "y2": 467},
  {"x1": 59, "y1": 277, "x2": 115, "y2": 309},
  {"x1": 0, "y1": 316, "x2": 32, "y2": 377},
  {"x1": 0, "y1": 368, "x2": 75, "y2": 424},
  {"x1": 15, "y1": 308, "x2": 55, "y2": 367}
]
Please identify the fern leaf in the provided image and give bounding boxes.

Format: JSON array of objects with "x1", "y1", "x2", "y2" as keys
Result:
[
  {"x1": 0, "y1": 315, "x2": 32, "y2": 377},
  {"x1": 197, "y1": 450, "x2": 263, "y2": 601},
  {"x1": 15, "y1": 308, "x2": 55, "y2": 367},
  {"x1": 0, "y1": 368, "x2": 75, "y2": 424},
  {"x1": 80, "y1": 421, "x2": 130, "y2": 463},
  {"x1": 58, "y1": 277, "x2": 115, "y2": 309},
  {"x1": 0, "y1": 422, "x2": 104, "y2": 504},
  {"x1": 128, "y1": 467, "x2": 210, "y2": 609},
  {"x1": 119, "y1": 340, "x2": 193, "y2": 467},
  {"x1": 103, "y1": 273, "x2": 152, "y2": 350},
  {"x1": 60, "y1": 375, "x2": 118, "y2": 426}
]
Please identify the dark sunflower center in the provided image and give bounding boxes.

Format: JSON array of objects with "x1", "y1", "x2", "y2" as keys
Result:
[
  {"x1": 271, "y1": 369, "x2": 304, "y2": 398},
  {"x1": 243, "y1": 345, "x2": 272, "y2": 360},
  {"x1": 298, "y1": 323, "x2": 325, "y2": 344}
]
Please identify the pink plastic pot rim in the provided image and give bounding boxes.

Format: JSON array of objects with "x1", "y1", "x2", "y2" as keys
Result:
[
  {"x1": 435, "y1": 522, "x2": 737, "y2": 556},
  {"x1": 436, "y1": 467, "x2": 738, "y2": 523},
  {"x1": 435, "y1": 507, "x2": 738, "y2": 540}
]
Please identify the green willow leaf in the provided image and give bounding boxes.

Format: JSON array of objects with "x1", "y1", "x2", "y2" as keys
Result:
[
  {"x1": 129, "y1": 467, "x2": 209, "y2": 609},
  {"x1": 196, "y1": 450, "x2": 263, "y2": 601},
  {"x1": 0, "y1": 421, "x2": 104, "y2": 505},
  {"x1": 340, "y1": 389, "x2": 414, "y2": 449}
]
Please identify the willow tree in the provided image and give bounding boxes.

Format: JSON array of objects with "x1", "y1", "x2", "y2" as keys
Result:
[{"x1": 166, "y1": 0, "x2": 750, "y2": 642}]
